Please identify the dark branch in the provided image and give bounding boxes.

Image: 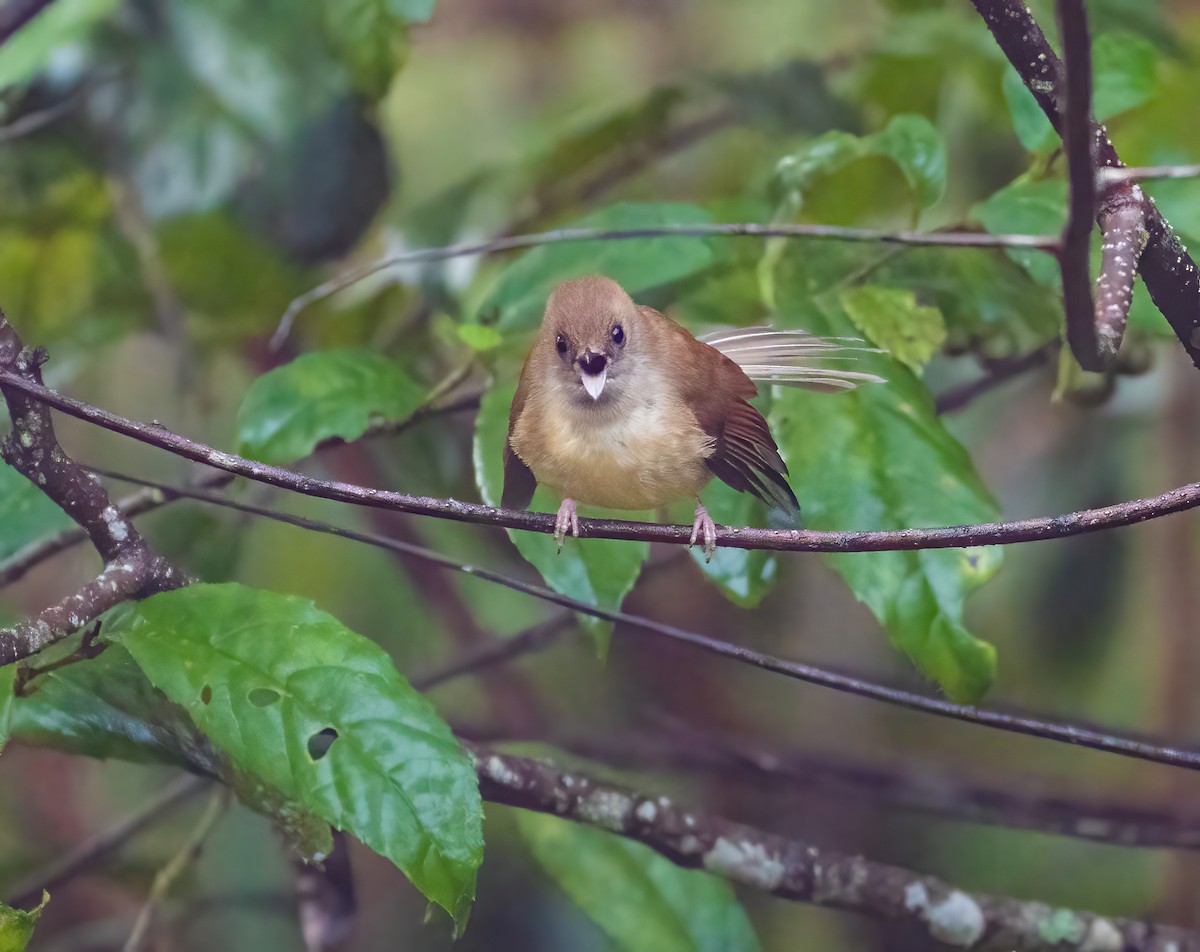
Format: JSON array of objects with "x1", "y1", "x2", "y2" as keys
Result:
[
  {"x1": 972, "y1": 0, "x2": 1200, "y2": 367},
  {"x1": 0, "y1": 0, "x2": 56, "y2": 46},
  {"x1": 470, "y1": 744, "x2": 1200, "y2": 951},
  {"x1": 7, "y1": 371, "x2": 1200, "y2": 554},
  {"x1": 0, "y1": 314, "x2": 183, "y2": 664},
  {"x1": 1056, "y1": 0, "x2": 1102, "y2": 370},
  {"x1": 934, "y1": 342, "x2": 1058, "y2": 415},
  {"x1": 91, "y1": 468, "x2": 1200, "y2": 774}
]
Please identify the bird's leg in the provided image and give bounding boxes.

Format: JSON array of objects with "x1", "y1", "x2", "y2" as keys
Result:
[
  {"x1": 554, "y1": 498, "x2": 580, "y2": 552},
  {"x1": 689, "y1": 500, "x2": 718, "y2": 562}
]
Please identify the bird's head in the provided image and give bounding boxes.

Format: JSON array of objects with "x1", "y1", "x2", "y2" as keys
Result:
[{"x1": 539, "y1": 274, "x2": 641, "y2": 405}]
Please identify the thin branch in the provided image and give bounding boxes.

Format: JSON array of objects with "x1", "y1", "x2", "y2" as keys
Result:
[
  {"x1": 5, "y1": 775, "x2": 210, "y2": 909},
  {"x1": 9, "y1": 372, "x2": 1200, "y2": 554},
  {"x1": 1056, "y1": 0, "x2": 1101, "y2": 370},
  {"x1": 122, "y1": 787, "x2": 230, "y2": 952},
  {"x1": 269, "y1": 223, "x2": 1058, "y2": 349},
  {"x1": 411, "y1": 614, "x2": 575, "y2": 692},
  {"x1": 470, "y1": 744, "x2": 1200, "y2": 951},
  {"x1": 539, "y1": 721, "x2": 1200, "y2": 855},
  {"x1": 92, "y1": 467, "x2": 1200, "y2": 774},
  {"x1": 1100, "y1": 164, "x2": 1200, "y2": 185},
  {"x1": 934, "y1": 341, "x2": 1058, "y2": 414},
  {"x1": 972, "y1": 0, "x2": 1200, "y2": 367},
  {"x1": 0, "y1": 391, "x2": 480, "y2": 592}
]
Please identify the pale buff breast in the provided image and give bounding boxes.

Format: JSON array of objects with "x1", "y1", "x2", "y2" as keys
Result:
[{"x1": 511, "y1": 387, "x2": 714, "y2": 511}]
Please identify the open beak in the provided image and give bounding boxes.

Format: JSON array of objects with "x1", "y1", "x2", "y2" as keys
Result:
[{"x1": 581, "y1": 367, "x2": 607, "y2": 400}]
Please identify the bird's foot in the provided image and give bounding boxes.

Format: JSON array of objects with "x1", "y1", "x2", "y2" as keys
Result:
[
  {"x1": 554, "y1": 498, "x2": 580, "y2": 552},
  {"x1": 689, "y1": 502, "x2": 718, "y2": 562}
]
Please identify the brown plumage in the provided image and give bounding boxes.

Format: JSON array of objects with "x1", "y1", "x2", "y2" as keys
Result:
[{"x1": 503, "y1": 274, "x2": 880, "y2": 557}]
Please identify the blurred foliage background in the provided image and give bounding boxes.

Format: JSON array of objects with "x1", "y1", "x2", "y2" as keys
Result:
[{"x1": 2, "y1": 0, "x2": 1200, "y2": 948}]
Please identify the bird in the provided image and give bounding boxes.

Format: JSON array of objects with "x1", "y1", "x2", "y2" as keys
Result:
[{"x1": 501, "y1": 274, "x2": 882, "y2": 560}]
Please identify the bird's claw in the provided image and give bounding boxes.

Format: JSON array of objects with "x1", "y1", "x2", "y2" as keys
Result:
[
  {"x1": 689, "y1": 503, "x2": 718, "y2": 562},
  {"x1": 554, "y1": 498, "x2": 580, "y2": 552}
]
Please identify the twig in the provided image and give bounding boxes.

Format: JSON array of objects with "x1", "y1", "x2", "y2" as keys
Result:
[
  {"x1": 9, "y1": 371, "x2": 1200, "y2": 554},
  {"x1": 5, "y1": 775, "x2": 210, "y2": 909},
  {"x1": 89, "y1": 467, "x2": 1200, "y2": 774},
  {"x1": 0, "y1": 314, "x2": 183, "y2": 664},
  {"x1": 1056, "y1": 0, "x2": 1101, "y2": 370},
  {"x1": 269, "y1": 223, "x2": 1058, "y2": 349},
  {"x1": 1100, "y1": 165, "x2": 1200, "y2": 185},
  {"x1": 411, "y1": 614, "x2": 575, "y2": 691},
  {"x1": 122, "y1": 786, "x2": 230, "y2": 952},
  {"x1": 470, "y1": 744, "x2": 1200, "y2": 951},
  {"x1": 295, "y1": 831, "x2": 355, "y2": 952},
  {"x1": 934, "y1": 341, "x2": 1058, "y2": 414},
  {"x1": 972, "y1": 0, "x2": 1200, "y2": 367},
  {"x1": 540, "y1": 721, "x2": 1200, "y2": 854}
]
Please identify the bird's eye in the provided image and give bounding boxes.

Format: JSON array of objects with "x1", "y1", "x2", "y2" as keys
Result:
[
  {"x1": 611, "y1": 324, "x2": 625, "y2": 345},
  {"x1": 555, "y1": 334, "x2": 568, "y2": 355}
]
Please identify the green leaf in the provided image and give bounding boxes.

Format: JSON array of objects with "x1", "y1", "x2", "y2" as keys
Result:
[
  {"x1": 237, "y1": 348, "x2": 427, "y2": 464},
  {"x1": 8, "y1": 643, "x2": 214, "y2": 769},
  {"x1": 840, "y1": 286, "x2": 945, "y2": 372},
  {"x1": 458, "y1": 324, "x2": 503, "y2": 352},
  {"x1": 0, "y1": 465, "x2": 73, "y2": 562},
  {"x1": 473, "y1": 380, "x2": 648, "y2": 657},
  {"x1": 972, "y1": 178, "x2": 1066, "y2": 289},
  {"x1": 0, "y1": 892, "x2": 48, "y2": 952},
  {"x1": 772, "y1": 114, "x2": 946, "y2": 211},
  {"x1": 0, "y1": 0, "x2": 117, "y2": 89},
  {"x1": 771, "y1": 280, "x2": 1001, "y2": 702},
  {"x1": 1092, "y1": 32, "x2": 1160, "y2": 121},
  {"x1": 475, "y1": 203, "x2": 717, "y2": 333},
  {"x1": 107, "y1": 584, "x2": 482, "y2": 927},
  {"x1": 518, "y1": 812, "x2": 761, "y2": 952},
  {"x1": 1002, "y1": 32, "x2": 1160, "y2": 153},
  {"x1": 319, "y1": 0, "x2": 420, "y2": 98}
]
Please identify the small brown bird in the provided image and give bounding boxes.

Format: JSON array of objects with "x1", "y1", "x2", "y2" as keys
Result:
[{"x1": 502, "y1": 275, "x2": 882, "y2": 559}]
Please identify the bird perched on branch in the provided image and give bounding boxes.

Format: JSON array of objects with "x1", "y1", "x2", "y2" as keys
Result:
[{"x1": 502, "y1": 274, "x2": 882, "y2": 559}]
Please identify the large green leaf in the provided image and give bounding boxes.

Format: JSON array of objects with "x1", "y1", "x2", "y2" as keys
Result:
[
  {"x1": 771, "y1": 278, "x2": 1001, "y2": 702},
  {"x1": 473, "y1": 381, "x2": 648, "y2": 658},
  {"x1": 107, "y1": 583, "x2": 482, "y2": 927},
  {"x1": 475, "y1": 203, "x2": 717, "y2": 333},
  {"x1": 772, "y1": 113, "x2": 946, "y2": 211},
  {"x1": 689, "y1": 475, "x2": 778, "y2": 609},
  {"x1": 236, "y1": 348, "x2": 426, "y2": 464},
  {"x1": 0, "y1": 893, "x2": 47, "y2": 952},
  {"x1": 0, "y1": 465, "x2": 73, "y2": 562},
  {"x1": 518, "y1": 812, "x2": 761, "y2": 952},
  {"x1": 8, "y1": 643, "x2": 213, "y2": 768},
  {"x1": 972, "y1": 177, "x2": 1066, "y2": 289}
]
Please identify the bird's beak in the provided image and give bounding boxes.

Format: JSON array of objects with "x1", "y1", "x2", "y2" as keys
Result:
[{"x1": 581, "y1": 367, "x2": 607, "y2": 400}]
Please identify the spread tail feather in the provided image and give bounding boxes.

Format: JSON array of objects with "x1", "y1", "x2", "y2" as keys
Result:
[{"x1": 699, "y1": 327, "x2": 886, "y2": 392}]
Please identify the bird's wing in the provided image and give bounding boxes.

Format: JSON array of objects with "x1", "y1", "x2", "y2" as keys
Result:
[
  {"x1": 502, "y1": 359, "x2": 538, "y2": 510},
  {"x1": 638, "y1": 306, "x2": 801, "y2": 518},
  {"x1": 699, "y1": 326, "x2": 885, "y2": 392}
]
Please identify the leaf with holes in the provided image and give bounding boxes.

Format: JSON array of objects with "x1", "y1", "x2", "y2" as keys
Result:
[
  {"x1": 518, "y1": 812, "x2": 761, "y2": 952},
  {"x1": 473, "y1": 380, "x2": 648, "y2": 658},
  {"x1": 475, "y1": 203, "x2": 717, "y2": 333},
  {"x1": 107, "y1": 583, "x2": 482, "y2": 928},
  {"x1": 237, "y1": 348, "x2": 427, "y2": 464},
  {"x1": 771, "y1": 266, "x2": 1001, "y2": 702}
]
